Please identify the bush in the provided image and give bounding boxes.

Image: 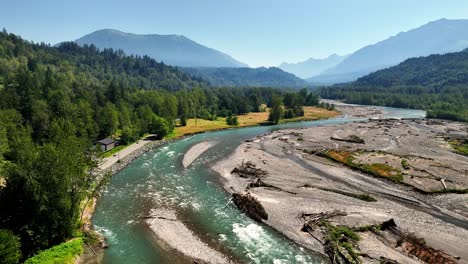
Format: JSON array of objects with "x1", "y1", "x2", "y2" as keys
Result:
[
  {"x1": 226, "y1": 115, "x2": 239, "y2": 126},
  {"x1": 24, "y1": 238, "x2": 83, "y2": 264},
  {"x1": 120, "y1": 126, "x2": 139, "y2": 145},
  {"x1": 149, "y1": 115, "x2": 170, "y2": 139},
  {"x1": 0, "y1": 229, "x2": 21, "y2": 264}
]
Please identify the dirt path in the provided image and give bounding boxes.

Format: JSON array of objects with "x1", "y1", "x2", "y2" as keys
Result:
[{"x1": 99, "y1": 135, "x2": 156, "y2": 171}]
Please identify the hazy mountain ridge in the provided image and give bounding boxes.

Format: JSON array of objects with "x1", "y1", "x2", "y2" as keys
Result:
[
  {"x1": 279, "y1": 54, "x2": 348, "y2": 79},
  {"x1": 182, "y1": 67, "x2": 309, "y2": 87},
  {"x1": 75, "y1": 29, "x2": 248, "y2": 68},
  {"x1": 320, "y1": 48, "x2": 468, "y2": 121},
  {"x1": 310, "y1": 18, "x2": 468, "y2": 84}
]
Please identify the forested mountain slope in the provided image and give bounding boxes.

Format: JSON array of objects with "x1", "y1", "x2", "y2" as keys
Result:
[
  {"x1": 75, "y1": 29, "x2": 247, "y2": 67},
  {"x1": 182, "y1": 67, "x2": 309, "y2": 88},
  {"x1": 310, "y1": 18, "x2": 468, "y2": 84},
  {"x1": 320, "y1": 49, "x2": 468, "y2": 121}
]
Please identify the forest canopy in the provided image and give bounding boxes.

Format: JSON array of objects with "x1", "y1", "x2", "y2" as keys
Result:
[{"x1": 0, "y1": 30, "x2": 315, "y2": 260}]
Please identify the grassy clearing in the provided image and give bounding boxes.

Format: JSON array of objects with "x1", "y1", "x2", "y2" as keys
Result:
[
  {"x1": 25, "y1": 238, "x2": 83, "y2": 264},
  {"x1": 102, "y1": 144, "x2": 128, "y2": 158},
  {"x1": 173, "y1": 107, "x2": 339, "y2": 138},
  {"x1": 360, "y1": 163, "x2": 403, "y2": 183},
  {"x1": 449, "y1": 139, "x2": 468, "y2": 156},
  {"x1": 321, "y1": 150, "x2": 404, "y2": 183}
]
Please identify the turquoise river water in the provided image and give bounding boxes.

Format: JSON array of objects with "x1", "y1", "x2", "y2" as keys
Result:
[{"x1": 92, "y1": 107, "x2": 425, "y2": 264}]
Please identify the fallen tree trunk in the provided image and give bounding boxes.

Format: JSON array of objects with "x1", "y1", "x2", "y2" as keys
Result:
[{"x1": 232, "y1": 192, "x2": 268, "y2": 222}]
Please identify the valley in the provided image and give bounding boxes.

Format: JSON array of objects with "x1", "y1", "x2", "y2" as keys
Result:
[{"x1": 2, "y1": 3, "x2": 468, "y2": 264}]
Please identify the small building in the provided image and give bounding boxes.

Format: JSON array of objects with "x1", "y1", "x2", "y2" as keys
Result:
[{"x1": 96, "y1": 138, "x2": 116, "y2": 152}]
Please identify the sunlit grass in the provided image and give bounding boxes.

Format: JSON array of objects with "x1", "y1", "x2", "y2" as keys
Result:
[
  {"x1": 25, "y1": 238, "x2": 83, "y2": 264},
  {"x1": 102, "y1": 144, "x2": 128, "y2": 158},
  {"x1": 449, "y1": 139, "x2": 468, "y2": 156},
  {"x1": 173, "y1": 107, "x2": 339, "y2": 138}
]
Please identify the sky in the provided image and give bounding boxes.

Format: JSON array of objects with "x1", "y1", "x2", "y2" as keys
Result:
[{"x1": 1, "y1": 0, "x2": 468, "y2": 67}]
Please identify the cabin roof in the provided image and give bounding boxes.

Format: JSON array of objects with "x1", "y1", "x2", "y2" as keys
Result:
[{"x1": 96, "y1": 138, "x2": 115, "y2": 145}]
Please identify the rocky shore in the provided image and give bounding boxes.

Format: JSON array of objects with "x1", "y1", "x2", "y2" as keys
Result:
[{"x1": 212, "y1": 104, "x2": 468, "y2": 263}]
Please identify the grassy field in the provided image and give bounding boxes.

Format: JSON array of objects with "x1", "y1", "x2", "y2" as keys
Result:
[
  {"x1": 25, "y1": 238, "x2": 83, "y2": 264},
  {"x1": 320, "y1": 150, "x2": 404, "y2": 183},
  {"x1": 449, "y1": 139, "x2": 468, "y2": 156},
  {"x1": 172, "y1": 107, "x2": 339, "y2": 138}
]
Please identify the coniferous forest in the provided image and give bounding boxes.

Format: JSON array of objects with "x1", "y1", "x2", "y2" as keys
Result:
[{"x1": 0, "y1": 30, "x2": 313, "y2": 260}]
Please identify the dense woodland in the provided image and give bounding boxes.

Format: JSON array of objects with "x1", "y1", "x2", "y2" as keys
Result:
[
  {"x1": 0, "y1": 30, "x2": 315, "y2": 261},
  {"x1": 320, "y1": 49, "x2": 468, "y2": 122},
  {"x1": 182, "y1": 66, "x2": 309, "y2": 88}
]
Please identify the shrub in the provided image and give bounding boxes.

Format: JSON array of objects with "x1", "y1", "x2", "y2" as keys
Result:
[
  {"x1": 24, "y1": 238, "x2": 83, "y2": 264},
  {"x1": 0, "y1": 229, "x2": 21, "y2": 264}
]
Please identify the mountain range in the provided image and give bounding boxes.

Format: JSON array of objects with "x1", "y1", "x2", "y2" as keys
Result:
[
  {"x1": 278, "y1": 54, "x2": 347, "y2": 79},
  {"x1": 320, "y1": 48, "x2": 468, "y2": 121},
  {"x1": 75, "y1": 29, "x2": 248, "y2": 68},
  {"x1": 307, "y1": 18, "x2": 468, "y2": 84}
]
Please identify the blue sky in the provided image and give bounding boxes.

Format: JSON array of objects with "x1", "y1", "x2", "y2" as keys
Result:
[{"x1": 1, "y1": 0, "x2": 468, "y2": 67}]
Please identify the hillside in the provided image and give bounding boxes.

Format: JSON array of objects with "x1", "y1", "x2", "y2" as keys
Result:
[
  {"x1": 310, "y1": 18, "x2": 468, "y2": 84},
  {"x1": 75, "y1": 29, "x2": 247, "y2": 67},
  {"x1": 0, "y1": 30, "x2": 316, "y2": 260},
  {"x1": 320, "y1": 49, "x2": 468, "y2": 121},
  {"x1": 279, "y1": 54, "x2": 347, "y2": 79},
  {"x1": 182, "y1": 67, "x2": 309, "y2": 88}
]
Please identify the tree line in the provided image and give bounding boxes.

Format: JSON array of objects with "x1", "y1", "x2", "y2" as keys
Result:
[{"x1": 319, "y1": 49, "x2": 468, "y2": 122}]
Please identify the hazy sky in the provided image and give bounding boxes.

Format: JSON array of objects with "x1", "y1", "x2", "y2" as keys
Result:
[{"x1": 1, "y1": 0, "x2": 468, "y2": 67}]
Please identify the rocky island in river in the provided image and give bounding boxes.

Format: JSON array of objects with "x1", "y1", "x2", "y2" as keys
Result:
[{"x1": 213, "y1": 104, "x2": 468, "y2": 264}]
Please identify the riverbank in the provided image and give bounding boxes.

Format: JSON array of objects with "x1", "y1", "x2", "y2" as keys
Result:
[
  {"x1": 172, "y1": 106, "x2": 339, "y2": 138},
  {"x1": 80, "y1": 107, "x2": 346, "y2": 262},
  {"x1": 212, "y1": 104, "x2": 468, "y2": 263}
]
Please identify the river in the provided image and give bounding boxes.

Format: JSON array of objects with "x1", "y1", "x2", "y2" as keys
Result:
[{"x1": 92, "y1": 106, "x2": 425, "y2": 263}]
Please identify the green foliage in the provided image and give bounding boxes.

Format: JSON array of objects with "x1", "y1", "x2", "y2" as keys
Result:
[
  {"x1": 351, "y1": 193, "x2": 377, "y2": 202},
  {"x1": 401, "y1": 159, "x2": 410, "y2": 170},
  {"x1": 226, "y1": 113, "x2": 239, "y2": 126},
  {"x1": 0, "y1": 119, "x2": 97, "y2": 257},
  {"x1": 120, "y1": 126, "x2": 140, "y2": 145},
  {"x1": 449, "y1": 139, "x2": 468, "y2": 156},
  {"x1": 321, "y1": 151, "x2": 404, "y2": 183},
  {"x1": 0, "y1": 30, "x2": 311, "y2": 259},
  {"x1": 182, "y1": 67, "x2": 308, "y2": 87},
  {"x1": 268, "y1": 94, "x2": 283, "y2": 124},
  {"x1": 353, "y1": 224, "x2": 382, "y2": 232},
  {"x1": 24, "y1": 238, "x2": 83, "y2": 264},
  {"x1": 0, "y1": 229, "x2": 21, "y2": 264},
  {"x1": 319, "y1": 220, "x2": 361, "y2": 263},
  {"x1": 319, "y1": 49, "x2": 468, "y2": 122}
]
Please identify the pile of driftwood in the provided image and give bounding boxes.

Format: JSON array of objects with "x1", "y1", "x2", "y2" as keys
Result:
[
  {"x1": 231, "y1": 161, "x2": 268, "y2": 179},
  {"x1": 300, "y1": 210, "x2": 347, "y2": 244},
  {"x1": 330, "y1": 135, "x2": 365, "y2": 144},
  {"x1": 232, "y1": 192, "x2": 268, "y2": 222},
  {"x1": 384, "y1": 221, "x2": 458, "y2": 264}
]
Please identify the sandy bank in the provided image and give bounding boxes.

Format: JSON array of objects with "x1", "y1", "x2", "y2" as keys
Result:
[
  {"x1": 146, "y1": 208, "x2": 230, "y2": 264},
  {"x1": 182, "y1": 141, "x2": 217, "y2": 168}
]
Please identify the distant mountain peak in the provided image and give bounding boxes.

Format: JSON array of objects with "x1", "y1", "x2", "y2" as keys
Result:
[
  {"x1": 309, "y1": 18, "x2": 468, "y2": 84},
  {"x1": 74, "y1": 29, "x2": 248, "y2": 68},
  {"x1": 279, "y1": 54, "x2": 348, "y2": 79}
]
